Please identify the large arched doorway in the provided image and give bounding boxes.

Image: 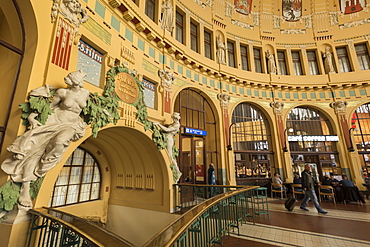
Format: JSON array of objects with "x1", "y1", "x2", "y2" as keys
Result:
[
  {"x1": 231, "y1": 102, "x2": 274, "y2": 185},
  {"x1": 286, "y1": 107, "x2": 340, "y2": 182},
  {"x1": 0, "y1": 0, "x2": 25, "y2": 149},
  {"x1": 351, "y1": 102, "x2": 370, "y2": 179},
  {"x1": 174, "y1": 88, "x2": 218, "y2": 184}
]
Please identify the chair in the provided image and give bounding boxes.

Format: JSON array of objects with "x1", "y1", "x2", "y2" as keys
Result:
[
  {"x1": 319, "y1": 185, "x2": 336, "y2": 204},
  {"x1": 271, "y1": 183, "x2": 286, "y2": 199},
  {"x1": 291, "y1": 184, "x2": 304, "y2": 198},
  {"x1": 341, "y1": 186, "x2": 365, "y2": 205}
]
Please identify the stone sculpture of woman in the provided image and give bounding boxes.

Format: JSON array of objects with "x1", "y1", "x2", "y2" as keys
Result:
[
  {"x1": 323, "y1": 46, "x2": 336, "y2": 74},
  {"x1": 154, "y1": 112, "x2": 182, "y2": 181},
  {"x1": 1, "y1": 70, "x2": 89, "y2": 208},
  {"x1": 160, "y1": 0, "x2": 174, "y2": 33},
  {"x1": 266, "y1": 49, "x2": 277, "y2": 74},
  {"x1": 216, "y1": 34, "x2": 227, "y2": 65}
]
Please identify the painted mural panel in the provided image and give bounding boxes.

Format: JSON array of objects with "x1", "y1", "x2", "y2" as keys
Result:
[
  {"x1": 234, "y1": 0, "x2": 252, "y2": 15},
  {"x1": 340, "y1": 0, "x2": 365, "y2": 14},
  {"x1": 282, "y1": 0, "x2": 302, "y2": 22}
]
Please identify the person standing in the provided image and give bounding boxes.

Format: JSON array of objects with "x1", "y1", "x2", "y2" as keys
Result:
[
  {"x1": 208, "y1": 163, "x2": 216, "y2": 185},
  {"x1": 300, "y1": 164, "x2": 328, "y2": 214},
  {"x1": 208, "y1": 163, "x2": 216, "y2": 197}
]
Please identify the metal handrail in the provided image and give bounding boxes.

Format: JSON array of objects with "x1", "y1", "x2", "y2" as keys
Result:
[
  {"x1": 143, "y1": 185, "x2": 258, "y2": 247},
  {"x1": 28, "y1": 207, "x2": 136, "y2": 247}
]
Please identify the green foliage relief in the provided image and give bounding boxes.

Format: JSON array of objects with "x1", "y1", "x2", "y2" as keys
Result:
[{"x1": 0, "y1": 178, "x2": 43, "y2": 220}]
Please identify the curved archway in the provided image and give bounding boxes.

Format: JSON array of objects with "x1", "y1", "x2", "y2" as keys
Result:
[
  {"x1": 286, "y1": 106, "x2": 340, "y2": 182},
  {"x1": 0, "y1": 0, "x2": 38, "y2": 154},
  {"x1": 37, "y1": 124, "x2": 173, "y2": 214},
  {"x1": 231, "y1": 101, "x2": 274, "y2": 184},
  {"x1": 174, "y1": 87, "x2": 220, "y2": 184}
]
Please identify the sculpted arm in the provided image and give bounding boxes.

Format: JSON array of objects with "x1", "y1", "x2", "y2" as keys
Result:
[{"x1": 154, "y1": 122, "x2": 179, "y2": 133}]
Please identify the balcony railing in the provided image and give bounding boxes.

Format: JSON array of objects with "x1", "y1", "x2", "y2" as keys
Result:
[
  {"x1": 27, "y1": 207, "x2": 136, "y2": 247},
  {"x1": 143, "y1": 185, "x2": 260, "y2": 247},
  {"x1": 27, "y1": 186, "x2": 266, "y2": 247}
]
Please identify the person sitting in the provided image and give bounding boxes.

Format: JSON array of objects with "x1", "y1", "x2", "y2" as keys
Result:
[
  {"x1": 320, "y1": 175, "x2": 333, "y2": 193},
  {"x1": 272, "y1": 173, "x2": 284, "y2": 189},
  {"x1": 329, "y1": 174, "x2": 340, "y2": 187},
  {"x1": 340, "y1": 175, "x2": 355, "y2": 187},
  {"x1": 293, "y1": 173, "x2": 302, "y2": 184},
  {"x1": 339, "y1": 175, "x2": 365, "y2": 203},
  {"x1": 292, "y1": 173, "x2": 303, "y2": 194}
]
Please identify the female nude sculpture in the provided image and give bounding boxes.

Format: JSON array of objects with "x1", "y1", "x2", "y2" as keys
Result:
[
  {"x1": 1, "y1": 70, "x2": 89, "y2": 208},
  {"x1": 154, "y1": 112, "x2": 182, "y2": 181}
]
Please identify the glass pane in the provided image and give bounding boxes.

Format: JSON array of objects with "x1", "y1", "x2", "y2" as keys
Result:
[
  {"x1": 55, "y1": 167, "x2": 70, "y2": 186},
  {"x1": 80, "y1": 184, "x2": 91, "y2": 202},
  {"x1": 66, "y1": 185, "x2": 80, "y2": 204},
  {"x1": 91, "y1": 183, "x2": 100, "y2": 200},
  {"x1": 195, "y1": 138, "x2": 204, "y2": 182},
  {"x1": 72, "y1": 148, "x2": 85, "y2": 165},
  {"x1": 52, "y1": 186, "x2": 67, "y2": 207},
  {"x1": 70, "y1": 167, "x2": 82, "y2": 184},
  {"x1": 93, "y1": 167, "x2": 101, "y2": 182},
  {"x1": 82, "y1": 165, "x2": 93, "y2": 183}
]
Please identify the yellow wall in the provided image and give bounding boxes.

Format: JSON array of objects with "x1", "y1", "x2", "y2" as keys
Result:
[{"x1": 1, "y1": 0, "x2": 370, "y2": 245}]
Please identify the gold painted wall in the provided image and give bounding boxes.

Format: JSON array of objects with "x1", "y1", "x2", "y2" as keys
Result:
[{"x1": 1, "y1": 0, "x2": 370, "y2": 245}]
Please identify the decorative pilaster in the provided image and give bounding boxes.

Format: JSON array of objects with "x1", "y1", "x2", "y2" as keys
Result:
[
  {"x1": 158, "y1": 69, "x2": 175, "y2": 113},
  {"x1": 217, "y1": 93, "x2": 231, "y2": 147},
  {"x1": 270, "y1": 102, "x2": 286, "y2": 149},
  {"x1": 330, "y1": 101, "x2": 351, "y2": 150}
]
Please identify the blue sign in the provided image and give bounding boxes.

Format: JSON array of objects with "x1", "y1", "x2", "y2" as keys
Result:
[{"x1": 184, "y1": 128, "x2": 207, "y2": 136}]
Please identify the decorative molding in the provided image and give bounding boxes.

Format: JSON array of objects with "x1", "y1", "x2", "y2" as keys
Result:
[
  {"x1": 217, "y1": 93, "x2": 231, "y2": 108},
  {"x1": 270, "y1": 102, "x2": 284, "y2": 114},
  {"x1": 330, "y1": 101, "x2": 348, "y2": 114},
  {"x1": 158, "y1": 69, "x2": 175, "y2": 91},
  {"x1": 231, "y1": 19, "x2": 254, "y2": 30},
  {"x1": 51, "y1": 0, "x2": 88, "y2": 34}
]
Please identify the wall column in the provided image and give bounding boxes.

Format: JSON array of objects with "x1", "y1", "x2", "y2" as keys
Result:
[
  {"x1": 330, "y1": 101, "x2": 365, "y2": 190},
  {"x1": 270, "y1": 102, "x2": 292, "y2": 182}
]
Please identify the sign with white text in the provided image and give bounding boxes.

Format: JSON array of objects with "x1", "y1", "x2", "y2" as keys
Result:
[
  {"x1": 288, "y1": 135, "x2": 339, "y2": 142},
  {"x1": 184, "y1": 128, "x2": 207, "y2": 136}
]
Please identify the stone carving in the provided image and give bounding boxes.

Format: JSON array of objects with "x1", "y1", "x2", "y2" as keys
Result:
[
  {"x1": 323, "y1": 46, "x2": 336, "y2": 74},
  {"x1": 154, "y1": 113, "x2": 182, "y2": 182},
  {"x1": 217, "y1": 93, "x2": 231, "y2": 107},
  {"x1": 270, "y1": 102, "x2": 284, "y2": 114},
  {"x1": 330, "y1": 101, "x2": 348, "y2": 114},
  {"x1": 158, "y1": 69, "x2": 175, "y2": 89},
  {"x1": 51, "y1": 0, "x2": 88, "y2": 31},
  {"x1": 231, "y1": 19, "x2": 254, "y2": 30},
  {"x1": 216, "y1": 34, "x2": 227, "y2": 65},
  {"x1": 1, "y1": 70, "x2": 89, "y2": 209},
  {"x1": 160, "y1": 0, "x2": 174, "y2": 33},
  {"x1": 266, "y1": 50, "x2": 277, "y2": 74}
]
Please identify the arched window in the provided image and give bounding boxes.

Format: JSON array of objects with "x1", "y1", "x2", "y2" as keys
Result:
[
  {"x1": 287, "y1": 107, "x2": 339, "y2": 180},
  {"x1": 351, "y1": 102, "x2": 370, "y2": 178},
  {"x1": 287, "y1": 107, "x2": 333, "y2": 152},
  {"x1": 50, "y1": 148, "x2": 101, "y2": 207},
  {"x1": 231, "y1": 102, "x2": 273, "y2": 179}
]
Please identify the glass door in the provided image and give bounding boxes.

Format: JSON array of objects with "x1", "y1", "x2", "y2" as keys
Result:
[{"x1": 180, "y1": 136, "x2": 206, "y2": 183}]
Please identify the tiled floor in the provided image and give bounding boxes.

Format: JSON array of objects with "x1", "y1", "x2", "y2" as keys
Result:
[{"x1": 223, "y1": 198, "x2": 370, "y2": 247}]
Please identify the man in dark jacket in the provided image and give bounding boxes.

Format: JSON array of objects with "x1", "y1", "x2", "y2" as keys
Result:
[{"x1": 300, "y1": 164, "x2": 328, "y2": 214}]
